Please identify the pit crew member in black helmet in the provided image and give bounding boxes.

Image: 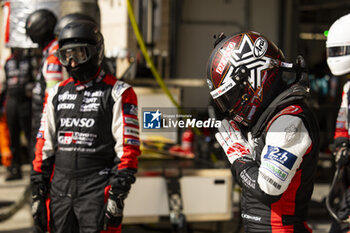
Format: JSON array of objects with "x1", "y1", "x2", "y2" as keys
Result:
[
  {"x1": 31, "y1": 20, "x2": 140, "y2": 233},
  {"x1": 54, "y1": 13, "x2": 96, "y2": 38},
  {"x1": 3, "y1": 48, "x2": 34, "y2": 181},
  {"x1": 25, "y1": 9, "x2": 64, "y2": 162},
  {"x1": 207, "y1": 31, "x2": 319, "y2": 232},
  {"x1": 54, "y1": 13, "x2": 115, "y2": 76}
]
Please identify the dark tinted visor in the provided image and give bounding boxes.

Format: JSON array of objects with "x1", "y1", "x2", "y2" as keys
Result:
[
  {"x1": 57, "y1": 44, "x2": 96, "y2": 66},
  {"x1": 327, "y1": 46, "x2": 350, "y2": 57},
  {"x1": 210, "y1": 79, "x2": 241, "y2": 113}
]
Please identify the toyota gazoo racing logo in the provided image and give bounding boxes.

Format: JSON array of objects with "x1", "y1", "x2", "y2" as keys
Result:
[
  {"x1": 58, "y1": 131, "x2": 97, "y2": 146},
  {"x1": 58, "y1": 131, "x2": 74, "y2": 144},
  {"x1": 60, "y1": 118, "x2": 95, "y2": 128}
]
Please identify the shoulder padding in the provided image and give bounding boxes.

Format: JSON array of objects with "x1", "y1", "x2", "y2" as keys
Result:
[
  {"x1": 266, "y1": 105, "x2": 304, "y2": 132},
  {"x1": 112, "y1": 80, "x2": 131, "y2": 100}
]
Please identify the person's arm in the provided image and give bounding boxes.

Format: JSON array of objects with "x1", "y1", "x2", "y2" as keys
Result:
[
  {"x1": 333, "y1": 81, "x2": 350, "y2": 148},
  {"x1": 111, "y1": 80, "x2": 140, "y2": 178},
  {"x1": 31, "y1": 85, "x2": 57, "y2": 188},
  {"x1": 217, "y1": 115, "x2": 312, "y2": 205},
  {"x1": 104, "y1": 80, "x2": 140, "y2": 229},
  {"x1": 31, "y1": 85, "x2": 57, "y2": 233},
  {"x1": 235, "y1": 115, "x2": 311, "y2": 204},
  {"x1": 43, "y1": 54, "x2": 64, "y2": 90}
]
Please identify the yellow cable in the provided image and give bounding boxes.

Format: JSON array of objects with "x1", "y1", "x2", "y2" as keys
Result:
[
  {"x1": 126, "y1": 0, "x2": 201, "y2": 135},
  {"x1": 126, "y1": 0, "x2": 181, "y2": 111}
]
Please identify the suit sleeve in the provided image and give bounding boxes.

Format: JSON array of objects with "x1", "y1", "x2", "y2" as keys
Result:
[
  {"x1": 231, "y1": 115, "x2": 312, "y2": 204},
  {"x1": 43, "y1": 54, "x2": 64, "y2": 90},
  {"x1": 334, "y1": 81, "x2": 350, "y2": 145},
  {"x1": 111, "y1": 82, "x2": 140, "y2": 171},
  {"x1": 31, "y1": 85, "x2": 58, "y2": 185}
]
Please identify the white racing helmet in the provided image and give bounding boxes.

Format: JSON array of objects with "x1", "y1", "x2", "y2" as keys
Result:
[{"x1": 326, "y1": 13, "x2": 350, "y2": 76}]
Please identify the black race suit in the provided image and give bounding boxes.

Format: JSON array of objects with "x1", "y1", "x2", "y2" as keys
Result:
[
  {"x1": 31, "y1": 70, "x2": 140, "y2": 233},
  {"x1": 4, "y1": 53, "x2": 34, "y2": 170},
  {"x1": 231, "y1": 85, "x2": 319, "y2": 232}
]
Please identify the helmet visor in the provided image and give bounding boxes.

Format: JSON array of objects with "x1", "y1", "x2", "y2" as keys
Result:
[
  {"x1": 57, "y1": 44, "x2": 97, "y2": 66},
  {"x1": 327, "y1": 46, "x2": 350, "y2": 57},
  {"x1": 210, "y1": 79, "x2": 242, "y2": 113}
]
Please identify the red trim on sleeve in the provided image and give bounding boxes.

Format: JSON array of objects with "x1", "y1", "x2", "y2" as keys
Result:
[
  {"x1": 118, "y1": 87, "x2": 140, "y2": 170},
  {"x1": 33, "y1": 138, "x2": 45, "y2": 172},
  {"x1": 271, "y1": 170, "x2": 302, "y2": 232},
  {"x1": 32, "y1": 93, "x2": 49, "y2": 172}
]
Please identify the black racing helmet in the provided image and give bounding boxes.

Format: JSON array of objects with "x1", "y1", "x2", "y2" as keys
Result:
[
  {"x1": 57, "y1": 20, "x2": 104, "y2": 82},
  {"x1": 206, "y1": 31, "x2": 285, "y2": 126},
  {"x1": 25, "y1": 9, "x2": 57, "y2": 47},
  {"x1": 54, "y1": 13, "x2": 97, "y2": 38}
]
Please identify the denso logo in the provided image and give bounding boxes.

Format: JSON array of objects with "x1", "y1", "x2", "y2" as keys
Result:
[
  {"x1": 60, "y1": 118, "x2": 95, "y2": 128},
  {"x1": 58, "y1": 91, "x2": 77, "y2": 101},
  {"x1": 215, "y1": 42, "x2": 236, "y2": 75}
]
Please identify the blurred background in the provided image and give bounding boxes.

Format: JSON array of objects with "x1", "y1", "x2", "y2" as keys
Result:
[{"x1": 0, "y1": 0, "x2": 349, "y2": 232}]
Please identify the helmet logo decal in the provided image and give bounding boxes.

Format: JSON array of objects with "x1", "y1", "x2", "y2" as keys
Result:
[
  {"x1": 225, "y1": 34, "x2": 271, "y2": 90},
  {"x1": 253, "y1": 37, "x2": 268, "y2": 58},
  {"x1": 216, "y1": 42, "x2": 236, "y2": 75},
  {"x1": 210, "y1": 78, "x2": 235, "y2": 99}
]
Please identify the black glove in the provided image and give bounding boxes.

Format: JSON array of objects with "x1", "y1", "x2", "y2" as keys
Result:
[
  {"x1": 332, "y1": 137, "x2": 350, "y2": 152},
  {"x1": 31, "y1": 184, "x2": 47, "y2": 233},
  {"x1": 103, "y1": 169, "x2": 136, "y2": 230},
  {"x1": 103, "y1": 190, "x2": 128, "y2": 230},
  {"x1": 335, "y1": 147, "x2": 350, "y2": 167}
]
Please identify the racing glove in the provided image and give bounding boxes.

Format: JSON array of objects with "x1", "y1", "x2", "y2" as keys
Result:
[
  {"x1": 215, "y1": 119, "x2": 253, "y2": 164},
  {"x1": 103, "y1": 190, "x2": 128, "y2": 230},
  {"x1": 332, "y1": 137, "x2": 350, "y2": 167},
  {"x1": 335, "y1": 147, "x2": 350, "y2": 167},
  {"x1": 103, "y1": 169, "x2": 136, "y2": 230},
  {"x1": 31, "y1": 183, "x2": 48, "y2": 233}
]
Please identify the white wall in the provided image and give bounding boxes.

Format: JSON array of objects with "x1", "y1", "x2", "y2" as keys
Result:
[{"x1": 99, "y1": 0, "x2": 129, "y2": 56}]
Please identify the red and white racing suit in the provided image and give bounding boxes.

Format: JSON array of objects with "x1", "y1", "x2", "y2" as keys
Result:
[
  {"x1": 331, "y1": 81, "x2": 350, "y2": 232},
  {"x1": 231, "y1": 94, "x2": 319, "y2": 232},
  {"x1": 334, "y1": 81, "x2": 350, "y2": 140},
  {"x1": 31, "y1": 39, "x2": 64, "y2": 159},
  {"x1": 31, "y1": 70, "x2": 140, "y2": 233}
]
